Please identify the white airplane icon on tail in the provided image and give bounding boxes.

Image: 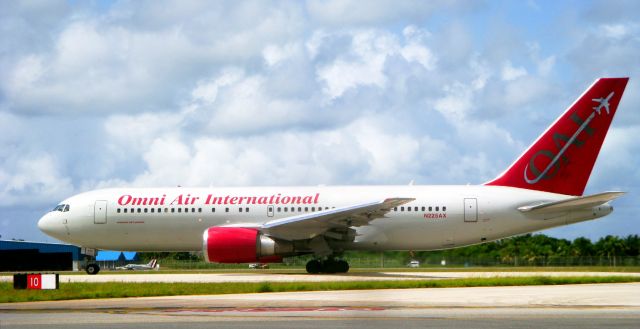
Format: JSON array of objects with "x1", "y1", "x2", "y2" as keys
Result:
[{"x1": 592, "y1": 91, "x2": 615, "y2": 115}]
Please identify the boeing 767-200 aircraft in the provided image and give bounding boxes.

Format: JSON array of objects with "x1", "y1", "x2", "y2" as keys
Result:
[{"x1": 39, "y1": 77, "x2": 629, "y2": 274}]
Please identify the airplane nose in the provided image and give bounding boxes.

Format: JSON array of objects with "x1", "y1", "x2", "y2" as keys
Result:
[{"x1": 38, "y1": 213, "x2": 62, "y2": 238}]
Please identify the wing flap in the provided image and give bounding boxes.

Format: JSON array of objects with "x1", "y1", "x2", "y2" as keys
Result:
[{"x1": 518, "y1": 191, "x2": 625, "y2": 213}]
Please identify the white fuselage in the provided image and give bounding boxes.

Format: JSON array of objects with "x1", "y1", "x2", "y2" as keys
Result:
[{"x1": 38, "y1": 185, "x2": 610, "y2": 252}]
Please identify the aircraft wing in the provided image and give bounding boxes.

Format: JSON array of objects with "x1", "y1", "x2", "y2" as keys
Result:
[
  {"x1": 517, "y1": 191, "x2": 625, "y2": 213},
  {"x1": 260, "y1": 198, "x2": 414, "y2": 240}
]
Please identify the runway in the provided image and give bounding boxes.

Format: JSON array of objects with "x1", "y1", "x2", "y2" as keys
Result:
[
  {"x1": 2, "y1": 270, "x2": 638, "y2": 283},
  {"x1": 2, "y1": 283, "x2": 639, "y2": 328}
]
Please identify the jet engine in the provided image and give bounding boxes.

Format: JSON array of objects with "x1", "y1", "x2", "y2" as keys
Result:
[{"x1": 202, "y1": 227, "x2": 294, "y2": 263}]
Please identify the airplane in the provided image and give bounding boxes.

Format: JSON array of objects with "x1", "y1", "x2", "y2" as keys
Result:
[
  {"x1": 38, "y1": 77, "x2": 629, "y2": 275},
  {"x1": 115, "y1": 258, "x2": 160, "y2": 271},
  {"x1": 593, "y1": 91, "x2": 615, "y2": 115}
]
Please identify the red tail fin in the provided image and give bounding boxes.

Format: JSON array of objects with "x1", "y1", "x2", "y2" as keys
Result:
[{"x1": 486, "y1": 78, "x2": 629, "y2": 196}]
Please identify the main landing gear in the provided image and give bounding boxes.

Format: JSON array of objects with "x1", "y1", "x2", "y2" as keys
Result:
[{"x1": 305, "y1": 259, "x2": 349, "y2": 274}]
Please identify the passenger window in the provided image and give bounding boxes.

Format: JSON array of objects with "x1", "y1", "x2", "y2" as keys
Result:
[
  {"x1": 284, "y1": 207, "x2": 288, "y2": 212},
  {"x1": 178, "y1": 208, "x2": 182, "y2": 213},
  {"x1": 144, "y1": 208, "x2": 148, "y2": 213},
  {"x1": 171, "y1": 208, "x2": 175, "y2": 213},
  {"x1": 137, "y1": 208, "x2": 141, "y2": 213},
  {"x1": 394, "y1": 207, "x2": 397, "y2": 211},
  {"x1": 277, "y1": 207, "x2": 281, "y2": 212},
  {"x1": 225, "y1": 207, "x2": 229, "y2": 213},
  {"x1": 131, "y1": 208, "x2": 134, "y2": 213},
  {"x1": 245, "y1": 207, "x2": 249, "y2": 212},
  {"x1": 443, "y1": 206, "x2": 447, "y2": 211},
  {"x1": 311, "y1": 207, "x2": 315, "y2": 211},
  {"x1": 428, "y1": 206, "x2": 432, "y2": 211},
  {"x1": 117, "y1": 209, "x2": 121, "y2": 213},
  {"x1": 124, "y1": 209, "x2": 127, "y2": 213},
  {"x1": 298, "y1": 207, "x2": 302, "y2": 212},
  {"x1": 436, "y1": 206, "x2": 439, "y2": 211},
  {"x1": 151, "y1": 208, "x2": 155, "y2": 213},
  {"x1": 212, "y1": 208, "x2": 216, "y2": 213},
  {"x1": 407, "y1": 207, "x2": 411, "y2": 212},
  {"x1": 192, "y1": 208, "x2": 196, "y2": 213},
  {"x1": 239, "y1": 207, "x2": 243, "y2": 213},
  {"x1": 401, "y1": 207, "x2": 404, "y2": 211},
  {"x1": 198, "y1": 208, "x2": 202, "y2": 213},
  {"x1": 421, "y1": 206, "x2": 425, "y2": 211},
  {"x1": 305, "y1": 207, "x2": 309, "y2": 212}
]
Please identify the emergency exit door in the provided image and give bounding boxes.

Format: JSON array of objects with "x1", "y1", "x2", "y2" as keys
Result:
[
  {"x1": 464, "y1": 198, "x2": 478, "y2": 222},
  {"x1": 94, "y1": 200, "x2": 107, "y2": 224}
]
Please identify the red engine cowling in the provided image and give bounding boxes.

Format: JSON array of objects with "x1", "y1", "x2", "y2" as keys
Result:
[{"x1": 202, "y1": 227, "x2": 293, "y2": 263}]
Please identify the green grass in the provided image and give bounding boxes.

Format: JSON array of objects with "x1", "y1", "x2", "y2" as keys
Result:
[
  {"x1": 2, "y1": 266, "x2": 638, "y2": 277},
  {"x1": 1, "y1": 275, "x2": 639, "y2": 303}
]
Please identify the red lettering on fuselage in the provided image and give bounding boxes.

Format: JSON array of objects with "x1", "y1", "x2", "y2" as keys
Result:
[
  {"x1": 170, "y1": 194, "x2": 199, "y2": 205},
  {"x1": 118, "y1": 194, "x2": 166, "y2": 206},
  {"x1": 202, "y1": 193, "x2": 320, "y2": 205},
  {"x1": 119, "y1": 193, "x2": 321, "y2": 206},
  {"x1": 423, "y1": 213, "x2": 447, "y2": 219}
]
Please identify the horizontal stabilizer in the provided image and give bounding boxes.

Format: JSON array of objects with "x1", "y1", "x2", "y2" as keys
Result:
[{"x1": 518, "y1": 191, "x2": 625, "y2": 213}]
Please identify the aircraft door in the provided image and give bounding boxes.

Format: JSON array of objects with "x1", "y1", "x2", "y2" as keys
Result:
[
  {"x1": 464, "y1": 198, "x2": 478, "y2": 222},
  {"x1": 94, "y1": 200, "x2": 107, "y2": 224},
  {"x1": 267, "y1": 205, "x2": 274, "y2": 217}
]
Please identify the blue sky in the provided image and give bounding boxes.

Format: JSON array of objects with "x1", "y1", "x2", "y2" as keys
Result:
[{"x1": 1, "y1": 0, "x2": 639, "y2": 243}]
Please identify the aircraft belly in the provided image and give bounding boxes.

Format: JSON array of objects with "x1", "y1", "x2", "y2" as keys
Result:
[{"x1": 351, "y1": 214, "x2": 458, "y2": 250}]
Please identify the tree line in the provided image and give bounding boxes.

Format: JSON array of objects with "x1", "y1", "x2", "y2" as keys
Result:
[
  {"x1": 139, "y1": 234, "x2": 640, "y2": 267},
  {"x1": 407, "y1": 234, "x2": 640, "y2": 266}
]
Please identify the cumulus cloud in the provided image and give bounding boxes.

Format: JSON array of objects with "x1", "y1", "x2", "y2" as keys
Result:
[
  {"x1": 0, "y1": 153, "x2": 73, "y2": 207},
  {"x1": 1, "y1": 1, "x2": 639, "y2": 242},
  {"x1": 501, "y1": 61, "x2": 527, "y2": 81}
]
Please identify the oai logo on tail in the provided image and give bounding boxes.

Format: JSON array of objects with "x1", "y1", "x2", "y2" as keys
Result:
[{"x1": 523, "y1": 92, "x2": 614, "y2": 184}]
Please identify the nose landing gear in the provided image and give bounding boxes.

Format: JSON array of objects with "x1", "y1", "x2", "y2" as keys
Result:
[
  {"x1": 305, "y1": 259, "x2": 349, "y2": 274},
  {"x1": 85, "y1": 263, "x2": 100, "y2": 275}
]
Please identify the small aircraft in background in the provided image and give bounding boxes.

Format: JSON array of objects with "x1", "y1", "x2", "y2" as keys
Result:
[{"x1": 116, "y1": 259, "x2": 159, "y2": 271}]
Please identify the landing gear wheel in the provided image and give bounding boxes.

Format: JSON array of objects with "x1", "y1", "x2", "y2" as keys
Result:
[
  {"x1": 337, "y1": 260, "x2": 349, "y2": 273},
  {"x1": 86, "y1": 263, "x2": 100, "y2": 275},
  {"x1": 306, "y1": 259, "x2": 322, "y2": 274},
  {"x1": 324, "y1": 259, "x2": 350, "y2": 273},
  {"x1": 323, "y1": 260, "x2": 338, "y2": 274},
  {"x1": 305, "y1": 259, "x2": 350, "y2": 274}
]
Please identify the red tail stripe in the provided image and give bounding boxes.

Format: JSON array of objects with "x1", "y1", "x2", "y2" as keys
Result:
[{"x1": 486, "y1": 78, "x2": 628, "y2": 196}]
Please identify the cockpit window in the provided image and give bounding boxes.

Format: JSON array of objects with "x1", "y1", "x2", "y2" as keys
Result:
[{"x1": 52, "y1": 204, "x2": 70, "y2": 212}]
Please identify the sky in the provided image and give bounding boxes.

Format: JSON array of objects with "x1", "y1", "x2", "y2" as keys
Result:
[{"x1": 1, "y1": 0, "x2": 639, "y2": 243}]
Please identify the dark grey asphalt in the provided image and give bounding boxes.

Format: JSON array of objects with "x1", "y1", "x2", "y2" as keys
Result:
[
  {"x1": 3, "y1": 282, "x2": 639, "y2": 328},
  {"x1": 2, "y1": 308, "x2": 640, "y2": 329}
]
